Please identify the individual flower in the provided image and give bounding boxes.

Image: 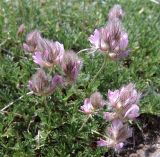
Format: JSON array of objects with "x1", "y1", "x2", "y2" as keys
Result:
[
  {"x1": 97, "y1": 119, "x2": 132, "y2": 151},
  {"x1": 80, "y1": 98, "x2": 94, "y2": 114},
  {"x1": 104, "y1": 83, "x2": 141, "y2": 121},
  {"x1": 81, "y1": 92, "x2": 105, "y2": 114},
  {"x1": 23, "y1": 30, "x2": 42, "y2": 53},
  {"x1": 17, "y1": 24, "x2": 25, "y2": 36},
  {"x1": 61, "y1": 51, "x2": 82, "y2": 84},
  {"x1": 108, "y1": 4, "x2": 125, "y2": 21},
  {"x1": 28, "y1": 69, "x2": 63, "y2": 96},
  {"x1": 32, "y1": 41, "x2": 64, "y2": 67}
]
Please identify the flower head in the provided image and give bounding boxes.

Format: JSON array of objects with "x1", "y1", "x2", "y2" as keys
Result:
[
  {"x1": 61, "y1": 51, "x2": 82, "y2": 84},
  {"x1": 108, "y1": 5, "x2": 125, "y2": 21},
  {"x1": 89, "y1": 21, "x2": 129, "y2": 59},
  {"x1": 104, "y1": 83, "x2": 141, "y2": 121},
  {"x1": 17, "y1": 24, "x2": 25, "y2": 36},
  {"x1": 97, "y1": 119, "x2": 132, "y2": 151},
  {"x1": 32, "y1": 41, "x2": 64, "y2": 67},
  {"x1": 28, "y1": 69, "x2": 63, "y2": 96},
  {"x1": 89, "y1": 10, "x2": 129, "y2": 60},
  {"x1": 81, "y1": 92, "x2": 105, "y2": 114}
]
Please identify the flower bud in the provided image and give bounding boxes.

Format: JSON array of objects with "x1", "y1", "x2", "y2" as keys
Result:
[
  {"x1": 17, "y1": 24, "x2": 25, "y2": 36},
  {"x1": 108, "y1": 5, "x2": 125, "y2": 21}
]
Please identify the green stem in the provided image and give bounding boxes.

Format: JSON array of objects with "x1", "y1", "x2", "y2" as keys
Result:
[
  {"x1": 0, "y1": 91, "x2": 33, "y2": 114},
  {"x1": 77, "y1": 48, "x2": 89, "y2": 54},
  {"x1": 88, "y1": 54, "x2": 107, "y2": 90},
  {"x1": 91, "y1": 130, "x2": 108, "y2": 139},
  {"x1": 116, "y1": 60, "x2": 120, "y2": 84},
  {"x1": 79, "y1": 115, "x2": 91, "y2": 131},
  {"x1": 43, "y1": 96, "x2": 51, "y2": 127},
  {"x1": 134, "y1": 121, "x2": 145, "y2": 139}
]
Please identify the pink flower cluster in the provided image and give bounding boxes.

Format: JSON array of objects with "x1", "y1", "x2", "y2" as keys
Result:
[
  {"x1": 23, "y1": 30, "x2": 82, "y2": 96},
  {"x1": 21, "y1": 3, "x2": 142, "y2": 155},
  {"x1": 99, "y1": 84, "x2": 140, "y2": 151},
  {"x1": 104, "y1": 83, "x2": 141, "y2": 121},
  {"x1": 89, "y1": 4, "x2": 129, "y2": 60},
  {"x1": 81, "y1": 83, "x2": 140, "y2": 151}
]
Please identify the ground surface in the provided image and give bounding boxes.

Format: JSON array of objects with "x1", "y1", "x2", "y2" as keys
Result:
[{"x1": 0, "y1": 0, "x2": 160, "y2": 156}]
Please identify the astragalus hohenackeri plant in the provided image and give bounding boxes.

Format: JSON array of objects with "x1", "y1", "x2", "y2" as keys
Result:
[
  {"x1": 0, "y1": 3, "x2": 143, "y2": 156},
  {"x1": 81, "y1": 83, "x2": 140, "y2": 152},
  {"x1": 24, "y1": 29, "x2": 82, "y2": 95},
  {"x1": 97, "y1": 119, "x2": 132, "y2": 151}
]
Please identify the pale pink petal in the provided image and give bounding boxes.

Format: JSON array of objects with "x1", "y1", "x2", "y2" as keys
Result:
[
  {"x1": 120, "y1": 33, "x2": 128, "y2": 50},
  {"x1": 108, "y1": 90, "x2": 120, "y2": 106},
  {"x1": 28, "y1": 80, "x2": 33, "y2": 89},
  {"x1": 111, "y1": 119, "x2": 123, "y2": 131},
  {"x1": 32, "y1": 52, "x2": 45, "y2": 66},
  {"x1": 89, "y1": 29, "x2": 100, "y2": 50},
  {"x1": 23, "y1": 43, "x2": 32, "y2": 52},
  {"x1": 124, "y1": 104, "x2": 139, "y2": 119},
  {"x1": 80, "y1": 98, "x2": 94, "y2": 114},
  {"x1": 115, "y1": 142, "x2": 124, "y2": 150},
  {"x1": 51, "y1": 75, "x2": 64, "y2": 89},
  {"x1": 103, "y1": 112, "x2": 116, "y2": 121},
  {"x1": 97, "y1": 139, "x2": 108, "y2": 147}
]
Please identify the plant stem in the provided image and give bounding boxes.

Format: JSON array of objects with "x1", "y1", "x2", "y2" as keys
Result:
[
  {"x1": 91, "y1": 130, "x2": 108, "y2": 139},
  {"x1": 88, "y1": 54, "x2": 107, "y2": 90},
  {"x1": 134, "y1": 121, "x2": 145, "y2": 139},
  {"x1": 0, "y1": 39, "x2": 8, "y2": 47},
  {"x1": 43, "y1": 96, "x2": 51, "y2": 127},
  {"x1": 77, "y1": 48, "x2": 89, "y2": 54},
  {"x1": 79, "y1": 115, "x2": 91, "y2": 131},
  {"x1": 0, "y1": 91, "x2": 33, "y2": 114}
]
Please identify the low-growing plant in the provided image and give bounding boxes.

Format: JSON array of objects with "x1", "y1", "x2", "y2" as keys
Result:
[{"x1": 1, "y1": 3, "x2": 148, "y2": 156}]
